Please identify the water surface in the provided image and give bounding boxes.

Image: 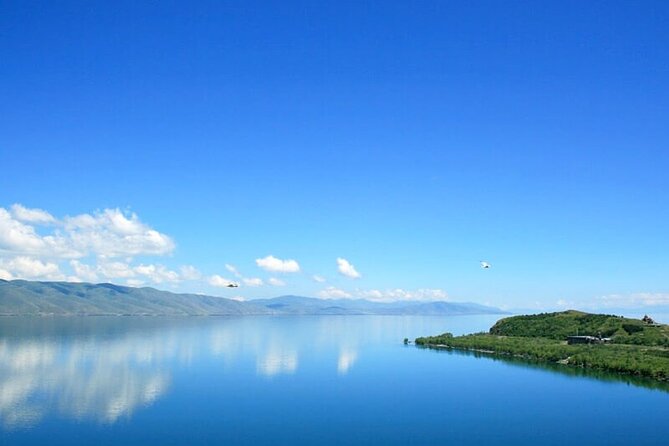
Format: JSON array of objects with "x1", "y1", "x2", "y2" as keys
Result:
[{"x1": 1, "y1": 315, "x2": 668, "y2": 445}]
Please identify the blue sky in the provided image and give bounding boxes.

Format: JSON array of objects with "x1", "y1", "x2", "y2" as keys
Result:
[{"x1": 1, "y1": 1, "x2": 668, "y2": 310}]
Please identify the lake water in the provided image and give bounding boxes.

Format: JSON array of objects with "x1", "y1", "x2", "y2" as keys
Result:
[{"x1": 2, "y1": 315, "x2": 668, "y2": 445}]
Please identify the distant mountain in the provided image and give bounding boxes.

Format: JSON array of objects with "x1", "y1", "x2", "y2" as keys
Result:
[
  {"x1": 0, "y1": 279, "x2": 271, "y2": 316},
  {"x1": 251, "y1": 295, "x2": 506, "y2": 316},
  {"x1": 0, "y1": 280, "x2": 507, "y2": 316}
]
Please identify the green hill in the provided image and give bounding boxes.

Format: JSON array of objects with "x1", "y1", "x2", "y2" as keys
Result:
[
  {"x1": 0, "y1": 279, "x2": 272, "y2": 316},
  {"x1": 490, "y1": 310, "x2": 669, "y2": 346},
  {"x1": 416, "y1": 310, "x2": 669, "y2": 381}
]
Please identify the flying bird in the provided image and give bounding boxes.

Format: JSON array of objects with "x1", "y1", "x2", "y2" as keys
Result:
[
  {"x1": 480, "y1": 261, "x2": 491, "y2": 269},
  {"x1": 226, "y1": 283, "x2": 239, "y2": 288}
]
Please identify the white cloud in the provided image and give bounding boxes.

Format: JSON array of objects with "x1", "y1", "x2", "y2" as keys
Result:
[
  {"x1": 0, "y1": 256, "x2": 64, "y2": 281},
  {"x1": 596, "y1": 293, "x2": 669, "y2": 307},
  {"x1": 66, "y1": 260, "x2": 191, "y2": 285},
  {"x1": 134, "y1": 264, "x2": 180, "y2": 284},
  {"x1": 96, "y1": 261, "x2": 136, "y2": 279},
  {"x1": 268, "y1": 277, "x2": 286, "y2": 286},
  {"x1": 317, "y1": 286, "x2": 448, "y2": 302},
  {"x1": 359, "y1": 289, "x2": 383, "y2": 300},
  {"x1": 225, "y1": 264, "x2": 242, "y2": 278},
  {"x1": 1, "y1": 205, "x2": 426, "y2": 300},
  {"x1": 318, "y1": 286, "x2": 352, "y2": 299},
  {"x1": 0, "y1": 206, "x2": 174, "y2": 259},
  {"x1": 69, "y1": 260, "x2": 99, "y2": 282},
  {"x1": 568, "y1": 293, "x2": 669, "y2": 309},
  {"x1": 179, "y1": 265, "x2": 201, "y2": 281},
  {"x1": 558, "y1": 293, "x2": 669, "y2": 311},
  {"x1": 242, "y1": 277, "x2": 264, "y2": 287},
  {"x1": 64, "y1": 209, "x2": 175, "y2": 258},
  {"x1": 256, "y1": 255, "x2": 300, "y2": 273},
  {"x1": 357, "y1": 288, "x2": 447, "y2": 302},
  {"x1": 224, "y1": 264, "x2": 269, "y2": 287},
  {"x1": 337, "y1": 258, "x2": 361, "y2": 279},
  {"x1": 10, "y1": 204, "x2": 55, "y2": 224},
  {"x1": 208, "y1": 275, "x2": 235, "y2": 288},
  {"x1": 0, "y1": 205, "x2": 198, "y2": 286},
  {"x1": 0, "y1": 208, "x2": 75, "y2": 257},
  {"x1": 126, "y1": 279, "x2": 145, "y2": 287}
]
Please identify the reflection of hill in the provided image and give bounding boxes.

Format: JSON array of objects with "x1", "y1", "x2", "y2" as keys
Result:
[{"x1": 425, "y1": 347, "x2": 669, "y2": 393}]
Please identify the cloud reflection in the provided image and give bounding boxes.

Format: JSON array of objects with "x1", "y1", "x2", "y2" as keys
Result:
[
  {"x1": 337, "y1": 348, "x2": 358, "y2": 375},
  {"x1": 0, "y1": 315, "x2": 435, "y2": 429},
  {"x1": 257, "y1": 347, "x2": 298, "y2": 377},
  {"x1": 0, "y1": 333, "x2": 172, "y2": 429}
]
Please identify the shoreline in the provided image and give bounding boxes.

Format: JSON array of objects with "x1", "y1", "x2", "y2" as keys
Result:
[{"x1": 417, "y1": 337, "x2": 669, "y2": 382}]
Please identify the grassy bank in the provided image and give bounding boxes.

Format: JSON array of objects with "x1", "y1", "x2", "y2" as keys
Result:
[{"x1": 415, "y1": 311, "x2": 669, "y2": 381}]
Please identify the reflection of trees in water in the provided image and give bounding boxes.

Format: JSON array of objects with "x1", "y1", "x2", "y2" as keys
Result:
[{"x1": 423, "y1": 346, "x2": 669, "y2": 393}]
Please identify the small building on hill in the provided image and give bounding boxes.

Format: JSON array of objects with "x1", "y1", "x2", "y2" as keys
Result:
[
  {"x1": 567, "y1": 335, "x2": 611, "y2": 345},
  {"x1": 642, "y1": 315, "x2": 656, "y2": 325}
]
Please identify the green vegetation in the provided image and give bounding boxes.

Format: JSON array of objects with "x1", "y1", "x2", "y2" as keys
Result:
[
  {"x1": 415, "y1": 311, "x2": 669, "y2": 382},
  {"x1": 488, "y1": 310, "x2": 669, "y2": 346}
]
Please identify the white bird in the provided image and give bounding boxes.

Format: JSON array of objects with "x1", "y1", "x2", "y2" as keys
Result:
[{"x1": 480, "y1": 261, "x2": 491, "y2": 269}]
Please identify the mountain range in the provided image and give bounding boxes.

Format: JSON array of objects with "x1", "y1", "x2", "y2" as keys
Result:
[{"x1": 0, "y1": 279, "x2": 506, "y2": 316}]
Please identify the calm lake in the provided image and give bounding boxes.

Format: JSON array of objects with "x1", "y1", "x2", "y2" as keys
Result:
[{"x1": 2, "y1": 315, "x2": 669, "y2": 445}]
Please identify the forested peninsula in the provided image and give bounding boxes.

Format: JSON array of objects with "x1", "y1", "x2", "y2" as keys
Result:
[{"x1": 415, "y1": 311, "x2": 669, "y2": 381}]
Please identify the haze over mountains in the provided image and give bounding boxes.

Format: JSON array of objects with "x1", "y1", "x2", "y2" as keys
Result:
[{"x1": 0, "y1": 280, "x2": 506, "y2": 316}]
